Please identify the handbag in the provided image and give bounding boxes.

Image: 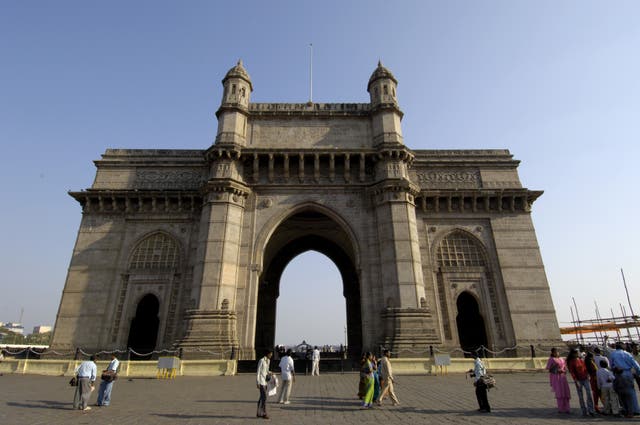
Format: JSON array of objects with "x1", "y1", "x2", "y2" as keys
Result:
[
  {"x1": 69, "y1": 376, "x2": 78, "y2": 387},
  {"x1": 101, "y1": 370, "x2": 118, "y2": 382},
  {"x1": 480, "y1": 375, "x2": 496, "y2": 389}
]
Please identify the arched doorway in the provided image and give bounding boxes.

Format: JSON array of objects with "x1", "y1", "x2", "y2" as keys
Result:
[
  {"x1": 127, "y1": 294, "x2": 160, "y2": 359},
  {"x1": 255, "y1": 209, "x2": 362, "y2": 359},
  {"x1": 275, "y1": 251, "x2": 346, "y2": 347},
  {"x1": 456, "y1": 291, "x2": 488, "y2": 356}
]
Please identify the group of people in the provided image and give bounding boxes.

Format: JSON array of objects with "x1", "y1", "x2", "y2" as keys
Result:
[
  {"x1": 71, "y1": 353, "x2": 119, "y2": 411},
  {"x1": 256, "y1": 347, "x2": 400, "y2": 419},
  {"x1": 546, "y1": 341, "x2": 640, "y2": 417},
  {"x1": 357, "y1": 350, "x2": 400, "y2": 408}
]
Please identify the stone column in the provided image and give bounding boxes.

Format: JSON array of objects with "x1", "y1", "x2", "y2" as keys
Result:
[
  {"x1": 177, "y1": 158, "x2": 250, "y2": 359},
  {"x1": 370, "y1": 151, "x2": 439, "y2": 355}
]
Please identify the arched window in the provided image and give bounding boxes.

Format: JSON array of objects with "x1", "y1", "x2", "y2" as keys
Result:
[
  {"x1": 437, "y1": 231, "x2": 486, "y2": 268},
  {"x1": 129, "y1": 233, "x2": 180, "y2": 270}
]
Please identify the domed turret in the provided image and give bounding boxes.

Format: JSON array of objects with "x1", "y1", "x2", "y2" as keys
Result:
[
  {"x1": 367, "y1": 61, "x2": 403, "y2": 146},
  {"x1": 221, "y1": 59, "x2": 253, "y2": 108},
  {"x1": 367, "y1": 60, "x2": 398, "y2": 108},
  {"x1": 215, "y1": 60, "x2": 253, "y2": 146}
]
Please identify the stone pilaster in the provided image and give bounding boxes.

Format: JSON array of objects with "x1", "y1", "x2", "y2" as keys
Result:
[
  {"x1": 176, "y1": 177, "x2": 250, "y2": 359},
  {"x1": 370, "y1": 174, "x2": 440, "y2": 355}
]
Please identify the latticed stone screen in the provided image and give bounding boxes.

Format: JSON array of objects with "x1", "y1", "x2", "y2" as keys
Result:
[
  {"x1": 129, "y1": 233, "x2": 180, "y2": 269},
  {"x1": 436, "y1": 232, "x2": 486, "y2": 267}
]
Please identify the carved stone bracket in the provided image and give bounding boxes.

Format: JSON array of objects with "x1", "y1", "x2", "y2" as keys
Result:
[
  {"x1": 204, "y1": 179, "x2": 251, "y2": 206},
  {"x1": 69, "y1": 190, "x2": 203, "y2": 214},
  {"x1": 204, "y1": 143, "x2": 243, "y2": 162},
  {"x1": 368, "y1": 179, "x2": 421, "y2": 206},
  {"x1": 415, "y1": 189, "x2": 542, "y2": 213},
  {"x1": 375, "y1": 143, "x2": 414, "y2": 164}
]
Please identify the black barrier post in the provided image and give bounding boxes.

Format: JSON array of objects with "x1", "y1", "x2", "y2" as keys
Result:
[
  {"x1": 74, "y1": 347, "x2": 80, "y2": 360},
  {"x1": 530, "y1": 345, "x2": 535, "y2": 358},
  {"x1": 429, "y1": 345, "x2": 434, "y2": 357},
  {"x1": 178, "y1": 348, "x2": 183, "y2": 359},
  {"x1": 230, "y1": 346, "x2": 236, "y2": 360}
]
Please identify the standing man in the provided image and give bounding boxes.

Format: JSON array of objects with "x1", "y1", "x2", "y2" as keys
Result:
[
  {"x1": 73, "y1": 355, "x2": 97, "y2": 411},
  {"x1": 311, "y1": 346, "x2": 320, "y2": 376},
  {"x1": 96, "y1": 353, "x2": 119, "y2": 406},
  {"x1": 278, "y1": 349, "x2": 296, "y2": 404},
  {"x1": 377, "y1": 349, "x2": 400, "y2": 406},
  {"x1": 473, "y1": 354, "x2": 491, "y2": 413},
  {"x1": 610, "y1": 341, "x2": 640, "y2": 415},
  {"x1": 256, "y1": 350, "x2": 273, "y2": 419}
]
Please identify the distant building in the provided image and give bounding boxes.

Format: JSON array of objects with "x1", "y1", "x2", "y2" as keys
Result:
[
  {"x1": 32, "y1": 326, "x2": 52, "y2": 334},
  {"x1": 1, "y1": 322, "x2": 24, "y2": 335}
]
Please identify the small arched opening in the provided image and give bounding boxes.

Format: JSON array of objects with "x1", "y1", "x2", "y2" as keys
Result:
[
  {"x1": 127, "y1": 294, "x2": 160, "y2": 360},
  {"x1": 456, "y1": 291, "x2": 488, "y2": 357}
]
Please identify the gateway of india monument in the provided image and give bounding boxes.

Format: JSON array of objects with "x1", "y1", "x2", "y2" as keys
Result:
[{"x1": 51, "y1": 60, "x2": 562, "y2": 359}]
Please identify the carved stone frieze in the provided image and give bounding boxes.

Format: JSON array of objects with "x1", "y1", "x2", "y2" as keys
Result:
[
  {"x1": 415, "y1": 169, "x2": 481, "y2": 189},
  {"x1": 136, "y1": 169, "x2": 205, "y2": 190}
]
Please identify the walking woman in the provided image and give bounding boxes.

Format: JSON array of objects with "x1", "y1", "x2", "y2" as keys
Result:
[
  {"x1": 584, "y1": 351, "x2": 600, "y2": 413},
  {"x1": 372, "y1": 354, "x2": 381, "y2": 404},
  {"x1": 360, "y1": 352, "x2": 375, "y2": 408},
  {"x1": 546, "y1": 347, "x2": 571, "y2": 413}
]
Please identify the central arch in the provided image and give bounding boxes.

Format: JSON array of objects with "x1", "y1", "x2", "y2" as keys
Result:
[{"x1": 255, "y1": 209, "x2": 362, "y2": 358}]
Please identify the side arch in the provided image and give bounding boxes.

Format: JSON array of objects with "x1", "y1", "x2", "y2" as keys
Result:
[
  {"x1": 110, "y1": 230, "x2": 185, "y2": 351},
  {"x1": 127, "y1": 293, "x2": 161, "y2": 359},
  {"x1": 455, "y1": 291, "x2": 488, "y2": 356},
  {"x1": 431, "y1": 228, "x2": 504, "y2": 354}
]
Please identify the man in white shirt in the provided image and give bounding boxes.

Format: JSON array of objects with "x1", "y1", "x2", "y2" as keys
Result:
[
  {"x1": 473, "y1": 355, "x2": 491, "y2": 413},
  {"x1": 312, "y1": 346, "x2": 320, "y2": 376},
  {"x1": 73, "y1": 355, "x2": 97, "y2": 411},
  {"x1": 278, "y1": 349, "x2": 296, "y2": 404},
  {"x1": 97, "y1": 353, "x2": 120, "y2": 407},
  {"x1": 256, "y1": 350, "x2": 273, "y2": 419}
]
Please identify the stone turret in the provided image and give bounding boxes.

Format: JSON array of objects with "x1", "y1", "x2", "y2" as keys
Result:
[
  {"x1": 367, "y1": 61, "x2": 404, "y2": 146},
  {"x1": 215, "y1": 60, "x2": 252, "y2": 146},
  {"x1": 368, "y1": 60, "x2": 398, "y2": 107}
]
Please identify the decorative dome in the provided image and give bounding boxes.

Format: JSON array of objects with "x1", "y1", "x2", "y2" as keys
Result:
[
  {"x1": 223, "y1": 59, "x2": 253, "y2": 90},
  {"x1": 367, "y1": 60, "x2": 397, "y2": 91}
]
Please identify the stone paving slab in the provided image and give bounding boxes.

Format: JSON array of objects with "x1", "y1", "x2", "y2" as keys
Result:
[{"x1": 0, "y1": 372, "x2": 637, "y2": 424}]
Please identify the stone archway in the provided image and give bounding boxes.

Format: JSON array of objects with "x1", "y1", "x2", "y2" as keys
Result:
[
  {"x1": 255, "y1": 210, "x2": 362, "y2": 358},
  {"x1": 127, "y1": 294, "x2": 160, "y2": 359},
  {"x1": 456, "y1": 291, "x2": 488, "y2": 356}
]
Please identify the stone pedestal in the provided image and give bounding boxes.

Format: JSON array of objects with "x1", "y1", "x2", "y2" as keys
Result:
[
  {"x1": 381, "y1": 307, "x2": 440, "y2": 357},
  {"x1": 176, "y1": 310, "x2": 238, "y2": 359}
]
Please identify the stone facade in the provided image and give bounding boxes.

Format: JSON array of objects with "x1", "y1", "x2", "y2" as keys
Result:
[{"x1": 50, "y1": 60, "x2": 561, "y2": 359}]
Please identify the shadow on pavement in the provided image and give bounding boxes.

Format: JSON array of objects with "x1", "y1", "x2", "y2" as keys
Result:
[{"x1": 7, "y1": 400, "x2": 71, "y2": 410}]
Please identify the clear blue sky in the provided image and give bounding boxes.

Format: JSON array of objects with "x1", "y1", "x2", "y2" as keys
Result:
[{"x1": 1, "y1": 1, "x2": 638, "y2": 345}]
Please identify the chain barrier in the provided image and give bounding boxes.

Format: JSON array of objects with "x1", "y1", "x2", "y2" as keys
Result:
[{"x1": 1, "y1": 343, "x2": 566, "y2": 359}]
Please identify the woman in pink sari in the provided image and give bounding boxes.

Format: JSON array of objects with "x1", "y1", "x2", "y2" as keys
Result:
[{"x1": 546, "y1": 347, "x2": 571, "y2": 413}]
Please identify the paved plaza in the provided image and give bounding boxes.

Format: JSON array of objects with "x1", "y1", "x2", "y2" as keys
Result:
[{"x1": 1, "y1": 371, "x2": 638, "y2": 425}]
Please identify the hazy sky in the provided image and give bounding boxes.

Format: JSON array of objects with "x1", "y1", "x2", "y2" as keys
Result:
[{"x1": 1, "y1": 1, "x2": 638, "y2": 345}]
